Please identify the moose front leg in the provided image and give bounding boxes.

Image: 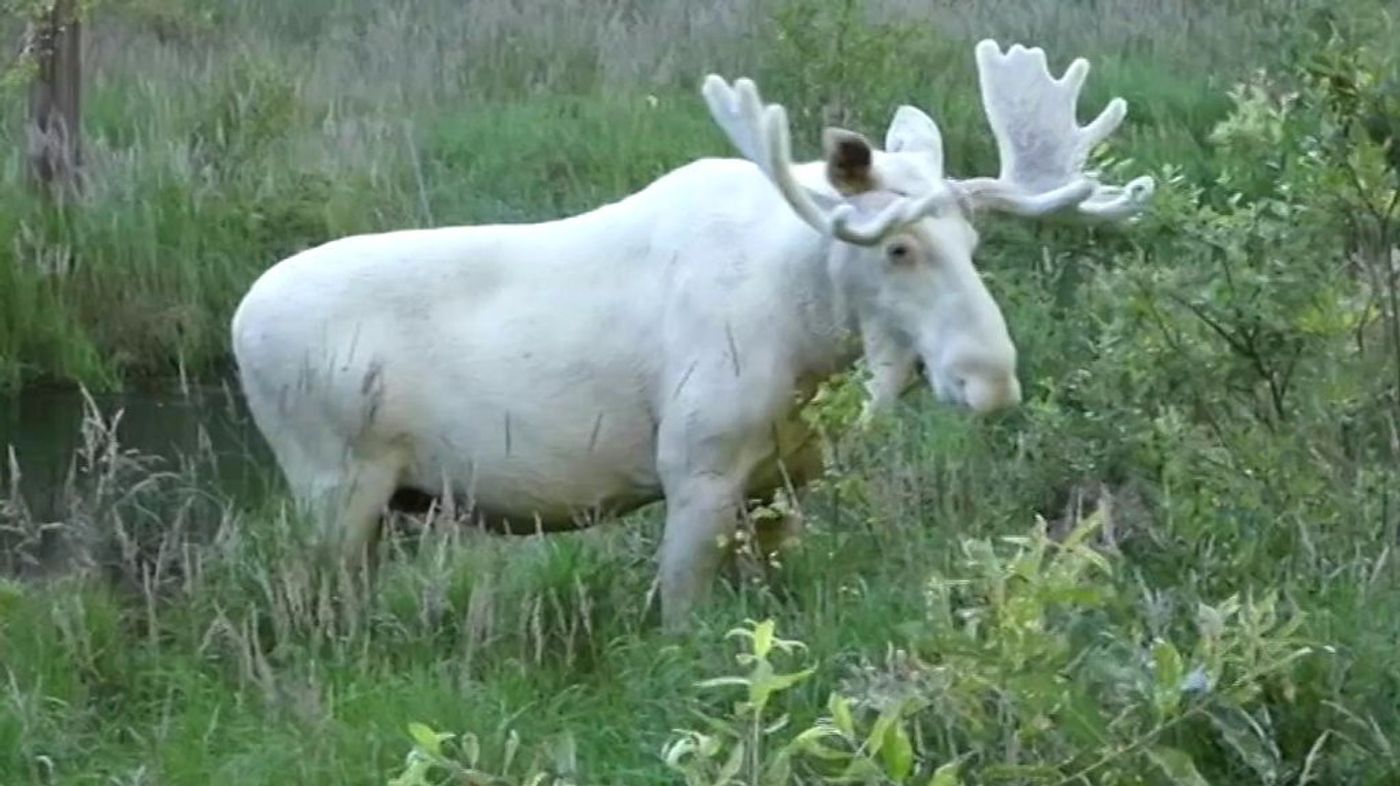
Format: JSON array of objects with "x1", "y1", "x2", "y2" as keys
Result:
[
  {"x1": 658, "y1": 472, "x2": 747, "y2": 631},
  {"x1": 654, "y1": 399, "x2": 782, "y2": 631}
]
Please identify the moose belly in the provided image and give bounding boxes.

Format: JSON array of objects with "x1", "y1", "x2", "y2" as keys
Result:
[{"x1": 393, "y1": 402, "x2": 664, "y2": 532}]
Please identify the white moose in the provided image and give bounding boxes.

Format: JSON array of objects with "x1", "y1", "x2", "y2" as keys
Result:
[{"x1": 231, "y1": 40, "x2": 1154, "y2": 630}]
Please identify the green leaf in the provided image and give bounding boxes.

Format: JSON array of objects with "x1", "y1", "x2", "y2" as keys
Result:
[
  {"x1": 1147, "y1": 746, "x2": 1211, "y2": 786},
  {"x1": 1059, "y1": 508, "x2": 1104, "y2": 551},
  {"x1": 766, "y1": 666, "x2": 816, "y2": 694},
  {"x1": 1060, "y1": 683, "x2": 1109, "y2": 747},
  {"x1": 388, "y1": 753, "x2": 434, "y2": 786},
  {"x1": 1206, "y1": 704, "x2": 1281, "y2": 784},
  {"x1": 717, "y1": 739, "x2": 746, "y2": 785},
  {"x1": 764, "y1": 749, "x2": 794, "y2": 786},
  {"x1": 881, "y1": 723, "x2": 914, "y2": 783},
  {"x1": 696, "y1": 676, "x2": 751, "y2": 691},
  {"x1": 407, "y1": 722, "x2": 447, "y2": 758},
  {"x1": 790, "y1": 725, "x2": 849, "y2": 760},
  {"x1": 0, "y1": 578, "x2": 23, "y2": 617},
  {"x1": 752, "y1": 619, "x2": 776, "y2": 659},
  {"x1": 752, "y1": 666, "x2": 816, "y2": 711},
  {"x1": 1153, "y1": 639, "x2": 1185, "y2": 716},
  {"x1": 460, "y1": 733, "x2": 480, "y2": 767},
  {"x1": 927, "y1": 761, "x2": 963, "y2": 786},
  {"x1": 698, "y1": 732, "x2": 723, "y2": 758},
  {"x1": 837, "y1": 757, "x2": 886, "y2": 783},
  {"x1": 864, "y1": 706, "x2": 898, "y2": 758},
  {"x1": 503, "y1": 729, "x2": 521, "y2": 774},
  {"x1": 829, "y1": 693, "x2": 855, "y2": 737}
]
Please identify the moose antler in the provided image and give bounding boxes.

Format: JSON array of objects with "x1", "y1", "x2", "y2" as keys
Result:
[
  {"x1": 701, "y1": 75, "x2": 949, "y2": 245},
  {"x1": 953, "y1": 40, "x2": 1155, "y2": 220}
]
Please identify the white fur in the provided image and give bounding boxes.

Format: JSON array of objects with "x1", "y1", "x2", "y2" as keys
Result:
[{"x1": 230, "y1": 39, "x2": 1154, "y2": 629}]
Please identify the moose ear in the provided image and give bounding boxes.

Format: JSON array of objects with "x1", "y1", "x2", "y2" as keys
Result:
[
  {"x1": 822, "y1": 127, "x2": 876, "y2": 195},
  {"x1": 885, "y1": 105, "x2": 944, "y2": 171}
]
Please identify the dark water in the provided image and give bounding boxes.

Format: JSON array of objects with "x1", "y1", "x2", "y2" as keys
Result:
[{"x1": 0, "y1": 379, "x2": 275, "y2": 521}]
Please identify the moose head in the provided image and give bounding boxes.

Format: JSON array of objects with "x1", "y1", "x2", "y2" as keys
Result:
[{"x1": 702, "y1": 40, "x2": 1155, "y2": 415}]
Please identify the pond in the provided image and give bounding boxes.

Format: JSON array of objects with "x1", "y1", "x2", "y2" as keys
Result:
[{"x1": 0, "y1": 379, "x2": 275, "y2": 523}]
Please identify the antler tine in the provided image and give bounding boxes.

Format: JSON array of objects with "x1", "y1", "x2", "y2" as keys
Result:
[
  {"x1": 757, "y1": 99, "x2": 855, "y2": 237},
  {"x1": 757, "y1": 102, "x2": 945, "y2": 244},
  {"x1": 701, "y1": 76, "x2": 767, "y2": 171},
  {"x1": 1076, "y1": 176, "x2": 1156, "y2": 220},
  {"x1": 702, "y1": 74, "x2": 943, "y2": 245},
  {"x1": 832, "y1": 188, "x2": 946, "y2": 244},
  {"x1": 953, "y1": 39, "x2": 1156, "y2": 221},
  {"x1": 702, "y1": 75, "x2": 842, "y2": 233}
]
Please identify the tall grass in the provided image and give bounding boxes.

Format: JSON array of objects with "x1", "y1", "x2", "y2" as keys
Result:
[{"x1": 3, "y1": 350, "x2": 1396, "y2": 782}]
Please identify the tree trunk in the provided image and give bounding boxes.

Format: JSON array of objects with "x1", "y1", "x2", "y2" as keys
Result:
[{"x1": 26, "y1": 0, "x2": 82, "y2": 196}]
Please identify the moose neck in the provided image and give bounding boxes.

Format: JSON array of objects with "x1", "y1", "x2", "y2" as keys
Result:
[{"x1": 766, "y1": 161, "x2": 877, "y2": 388}]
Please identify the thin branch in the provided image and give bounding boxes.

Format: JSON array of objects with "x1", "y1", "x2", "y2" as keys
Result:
[{"x1": 1163, "y1": 292, "x2": 1254, "y2": 360}]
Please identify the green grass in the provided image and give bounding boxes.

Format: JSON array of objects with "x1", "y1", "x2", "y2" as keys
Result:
[
  {"x1": 3, "y1": 0, "x2": 1400, "y2": 783},
  {"x1": 4, "y1": 386, "x2": 1397, "y2": 783}
]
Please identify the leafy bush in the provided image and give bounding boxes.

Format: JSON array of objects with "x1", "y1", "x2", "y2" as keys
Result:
[
  {"x1": 390, "y1": 515, "x2": 1323, "y2": 785},
  {"x1": 387, "y1": 723, "x2": 579, "y2": 786}
]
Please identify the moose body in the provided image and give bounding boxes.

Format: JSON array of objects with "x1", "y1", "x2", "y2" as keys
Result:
[
  {"x1": 234, "y1": 158, "x2": 846, "y2": 530},
  {"x1": 232, "y1": 40, "x2": 1155, "y2": 629}
]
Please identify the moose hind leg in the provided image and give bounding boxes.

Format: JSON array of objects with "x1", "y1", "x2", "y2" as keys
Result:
[
  {"x1": 288, "y1": 457, "x2": 401, "y2": 569},
  {"x1": 333, "y1": 459, "x2": 402, "y2": 566},
  {"x1": 748, "y1": 437, "x2": 825, "y2": 560},
  {"x1": 751, "y1": 494, "x2": 805, "y2": 561}
]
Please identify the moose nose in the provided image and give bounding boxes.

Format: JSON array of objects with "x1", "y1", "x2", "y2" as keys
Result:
[{"x1": 960, "y1": 374, "x2": 1022, "y2": 414}]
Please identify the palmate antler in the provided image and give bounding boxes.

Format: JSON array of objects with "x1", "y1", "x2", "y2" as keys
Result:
[
  {"x1": 701, "y1": 75, "x2": 952, "y2": 246},
  {"x1": 700, "y1": 39, "x2": 1154, "y2": 240},
  {"x1": 954, "y1": 40, "x2": 1156, "y2": 220}
]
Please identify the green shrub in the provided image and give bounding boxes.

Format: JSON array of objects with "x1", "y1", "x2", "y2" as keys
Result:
[{"x1": 392, "y1": 517, "x2": 1325, "y2": 784}]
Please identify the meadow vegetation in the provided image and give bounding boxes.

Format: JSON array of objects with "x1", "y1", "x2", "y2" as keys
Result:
[{"x1": 2, "y1": 0, "x2": 1399, "y2": 783}]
